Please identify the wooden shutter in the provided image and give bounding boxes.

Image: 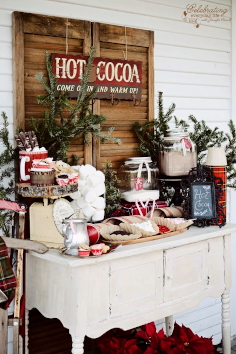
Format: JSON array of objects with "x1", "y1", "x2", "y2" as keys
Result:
[
  {"x1": 13, "y1": 13, "x2": 154, "y2": 168},
  {"x1": 13, "y1": 12, "x2": 92, "y2": 164},
  {"x1": 92, "y1": 23, "x2": 154, "y2": 171}
]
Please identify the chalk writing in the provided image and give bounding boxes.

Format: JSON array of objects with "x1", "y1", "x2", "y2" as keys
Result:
[{"x1": 191, "y1": 183, "x2": 216, "y2": 218}]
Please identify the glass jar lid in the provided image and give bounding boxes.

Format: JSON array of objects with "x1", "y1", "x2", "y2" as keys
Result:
[
  {"x1": 124, "y1": 156, "x2": 152, "y2": 165},
  {"x1": 164, "y1": 128, "x2": 189, "y2": 139}
]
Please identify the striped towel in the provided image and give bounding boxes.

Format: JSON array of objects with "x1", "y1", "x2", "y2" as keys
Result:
[{"x1": 0, "y1": 237, "x2": 16, "y2": 309}]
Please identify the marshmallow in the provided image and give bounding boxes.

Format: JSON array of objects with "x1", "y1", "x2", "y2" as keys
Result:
[
  {"x1": 91, "y1": 197, "x2": 105, "y2": 210},
  {"x1": 85, "y1": 164, "x2": 96, "y2": 175},
  {"x1": 84, "y1": 189, "x2": 97, "y2": 203},
  {"x1": 70, "y1": 191, "x2": 81, "y2": 200},
  {"x1": 94, "y1": 170, "x2": 105, "y2": 183},
  {"x1": 76, "y1": 197, "x2": 87, "y2": 208},
  {"x1": 79, "y1": 165, "x2": 90, "y2": 179},
  {"x1": 92, "y1": 209, "x2": 105, "y2": 222},
  {"x1": 82, "y1": 205, "x2": 96, "y2": 219},
  {"x1": 77, "y1": 178, "x2": 86, "y2": 191},
  {"x1": 94, "y1": 182, "x2": 105, "y2": 196},
  {"x1": 80, "y1": 185, "x2": 91, "y2": 197},
  {"x1": 87, "y1": 170, "x2": 105, "y2": 188}
]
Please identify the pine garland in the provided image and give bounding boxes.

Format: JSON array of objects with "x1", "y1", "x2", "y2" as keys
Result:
[
  {"x1": 0, "y1": 112, "x2": 16, "y2": 237},
  {"x1": 134, "y1": 92, "x2": 236, "y2": 189},
  {"x1": 133, "y1": 92, "x2": 176, "y2": 163},
  {"x1": 103, "y1": 161, "x2": 121, "y2": 218},
  {"x1": 29, "y1": 47, "x2": 121, "y2": 162}
]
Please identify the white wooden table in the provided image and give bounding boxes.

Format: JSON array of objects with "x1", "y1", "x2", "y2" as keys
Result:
[{"x1": 25, "y1": 224, "x2": 236, "y2": 354}]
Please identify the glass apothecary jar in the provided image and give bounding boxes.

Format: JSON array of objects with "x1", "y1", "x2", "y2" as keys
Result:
[
  {"x1": 159, "y1": 129, "x2": 197, "y2": 177},
  {"x1": 118, "y1": 157, "x2": 159, "y2": 202}
]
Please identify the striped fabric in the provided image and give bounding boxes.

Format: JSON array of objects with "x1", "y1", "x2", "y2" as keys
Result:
[{"x1": 0, "y1": 237, "x2": 16, "y2": 309}]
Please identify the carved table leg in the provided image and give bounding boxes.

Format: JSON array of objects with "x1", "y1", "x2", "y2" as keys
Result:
[
  {"x1": 165, "y1": 315, "x2": 174, "y2": 336},
  {"x1": 71, "y1": 336, "x2": 84, "y2": 354},
  {"x1": 25, "y1": 309, "x2": 29, "y2": 354},
  {"x1": 222, "y1": 290, "x2": 231, "y2": 354}
]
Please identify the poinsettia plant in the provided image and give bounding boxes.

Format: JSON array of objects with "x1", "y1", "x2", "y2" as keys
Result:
[{"x1": 95, "y1": 322, "x2": 216, "y2": 354}]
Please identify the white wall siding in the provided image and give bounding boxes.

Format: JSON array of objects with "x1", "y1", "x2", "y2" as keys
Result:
[{"x1": 0, "y1": 0, "x2": 234, "y2": 351}]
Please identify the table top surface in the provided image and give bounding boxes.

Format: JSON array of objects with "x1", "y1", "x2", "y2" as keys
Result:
[{"x1": 28, "y1": 223, "x2": 236, "y2": 267}]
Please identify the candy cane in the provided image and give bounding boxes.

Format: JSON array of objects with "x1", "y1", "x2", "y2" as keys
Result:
[
  {"x1": 145, "y1": 198, "x2": 155, "y2": 218},
  {"x1": 134, "y1": 198, "x2": 145, "y2": 216},
  {"x1": 69, "y1": 220, "x2": 76, "y2": 235}
]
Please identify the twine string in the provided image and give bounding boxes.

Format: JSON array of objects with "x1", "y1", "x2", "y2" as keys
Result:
[
  {"x1": 122, "y1": 26, "x2": 128, "y2": 60},
  {"x1": 66, "y1": 18, "x2": 69, "y2": 54}
]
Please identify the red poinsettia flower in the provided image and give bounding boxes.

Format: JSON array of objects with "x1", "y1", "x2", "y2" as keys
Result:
[
  {"x1": 136, "y1": 322, "x2": 157, "y2": 342},
  {"x1": 96, "y1": 328, "x2": 143, "y2": 354},
  {"x1": 164, "y1": 323, "x2": 215, "y2": 354},
  {"x1": 136, "y1": 322, "x2": 166, "y2": 353}
]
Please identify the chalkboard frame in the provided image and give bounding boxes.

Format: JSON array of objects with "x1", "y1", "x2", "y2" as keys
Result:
[
  {"x1": 181, "y1": 164, "x2": 226, "y2": 227},
  {"x1": 190, "y1": 181, "x2": 216, "y2": 219}
]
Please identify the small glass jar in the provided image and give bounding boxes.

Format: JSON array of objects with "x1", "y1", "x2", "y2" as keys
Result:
[
  {"x1": 118, "y1": 157, "x2": 159, "y2": 202},
  {"x1": 159, "y1": 129, "x2": 197, "y2": 177}
]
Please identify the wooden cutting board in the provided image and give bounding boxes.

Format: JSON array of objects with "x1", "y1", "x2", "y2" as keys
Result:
[{"x1": 102, "y1": 229, "x2": 186, "y2": 245}]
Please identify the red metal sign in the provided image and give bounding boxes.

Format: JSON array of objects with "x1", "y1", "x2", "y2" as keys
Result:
[{"x1": 51, "y1": 54, "x2": 142, "y2": 100}]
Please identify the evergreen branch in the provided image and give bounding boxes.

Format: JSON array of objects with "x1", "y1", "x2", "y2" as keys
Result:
[{"x1": 29, "y1": 48, "x2": 121, "y2": 161}]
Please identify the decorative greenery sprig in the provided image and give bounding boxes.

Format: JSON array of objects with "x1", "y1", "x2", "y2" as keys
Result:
[
  {"x1": 103, "y1": 161, "x2": 121, "y2": 218},
  {"x1": 0, "y1": 112, "x2": 16, "y2": 236},
  {"x1": 134, "y1": 92, "x2": 236, "y2": 189},
  {"x1": 134, "y1": 92, "x2": 176, "y2": 163},
  {"x1": 30, "y1": 47, "x2": 121, "y2": 162}
]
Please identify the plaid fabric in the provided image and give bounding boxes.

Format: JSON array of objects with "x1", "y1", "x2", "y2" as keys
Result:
[
  {"x1": 208, "y1": 165, "x2": 227, "y2": 224},
  {"x1": 0, "y1": 236, "x2": 17, "y2": 309}
]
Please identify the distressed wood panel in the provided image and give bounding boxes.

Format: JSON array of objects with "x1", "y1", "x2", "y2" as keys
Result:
[
  {"x1": 13, "y1": 12, "x2": 92, "y2": 163},
  {"x1": 93, "y1": 22, "x2": 154, "y2": 170}
]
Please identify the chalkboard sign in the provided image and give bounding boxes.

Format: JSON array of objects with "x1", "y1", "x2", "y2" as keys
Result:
[{"x1": 190, "y1": 182, "x2": 216, "y2": 219}]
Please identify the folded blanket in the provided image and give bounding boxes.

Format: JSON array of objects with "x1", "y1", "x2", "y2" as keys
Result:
[{"x1": 0, "y1": 237, "x2": 17, "y2": 309}]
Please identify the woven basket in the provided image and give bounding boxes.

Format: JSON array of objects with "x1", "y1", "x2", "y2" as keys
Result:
[{"x1": 30, "y1": 170, "x2": 55, "y2": 186}]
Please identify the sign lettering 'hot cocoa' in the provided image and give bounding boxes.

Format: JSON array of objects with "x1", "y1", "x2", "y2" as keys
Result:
[{"x1": 51, "y1": 54, "x2": 142, "y2": 100}]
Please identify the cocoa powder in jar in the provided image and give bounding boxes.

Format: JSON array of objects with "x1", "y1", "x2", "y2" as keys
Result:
[
  {"x1": 159, "y1": 150, "x2": 197, "y2": 177},
  {"x1": 159, "y1": 128, "x2": 197, "y2": 177}
]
